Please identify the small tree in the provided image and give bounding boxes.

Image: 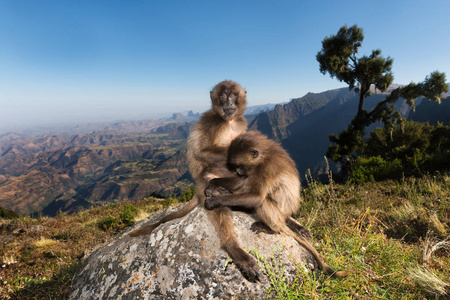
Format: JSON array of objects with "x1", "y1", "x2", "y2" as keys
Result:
[
  {"x1": 316, "y1": 24, "x2": 394, "y2": 115},
  {"x1": 317, "y1": 25, "x2": 448, "y2": 162}
]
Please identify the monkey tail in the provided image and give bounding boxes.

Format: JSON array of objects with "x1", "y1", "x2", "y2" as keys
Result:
[
  {"x1": 281, "y1": 226, "x2": 349, "y2": 278},
  {"x1": 129, "y1": 196, "x2": 199, "y2": 237}
]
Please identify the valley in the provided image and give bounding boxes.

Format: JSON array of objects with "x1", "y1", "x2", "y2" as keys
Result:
[
  {"x1": 1, "y1": 87, "x2": 449, "y2": 216},
  {"x1": 0, "y1": 127, "x2": 193, "y2": 216}
]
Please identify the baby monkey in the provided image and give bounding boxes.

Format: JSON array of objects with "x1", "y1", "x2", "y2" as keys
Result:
[{"x1": 205, "y1": 131, "x2": 349, "y2": 278}]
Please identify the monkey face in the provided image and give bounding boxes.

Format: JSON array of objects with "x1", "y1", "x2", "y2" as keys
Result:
[
  {"x1": 219, "y1": 91, "x2": 238, "y2": 118},
  {"x1": 210, "y1": 80, "x2": 246, "y2": 120},
  {"x1": 226, "y1": 163, "x2": 248, "y2": 177},
  {"x1": 226, "y1": 147, "x2": 259, "y2": 177},
  {"x1": 227, "y1": 133, "x2": 262, "y2": 176},
  {"x1": 226, "y1": 147, "x2": 250, "y2": 177}
]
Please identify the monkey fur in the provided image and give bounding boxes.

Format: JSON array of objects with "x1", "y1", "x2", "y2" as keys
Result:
[
  {"x1": 130, "y1": 80, "x2": 247, "y2": 235},
  {"x1": 205, "y1": 131, "x2": 349, "y2": 278},
  {"x1": 129, "y1": 80, "x2": 259, "y2": 277}
]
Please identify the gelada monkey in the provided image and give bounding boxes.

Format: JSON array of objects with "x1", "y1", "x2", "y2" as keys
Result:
[
  {"x1": 130, "y1": 81, "x2": 250, "y2": 274},
  {"x1": 205, "y1": 131, "x2": 349, "y2": 278}
]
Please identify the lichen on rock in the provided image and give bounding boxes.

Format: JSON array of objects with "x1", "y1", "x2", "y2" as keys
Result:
[{"x1": 69, "y1": 205, "x2": 317, "y2": 299}]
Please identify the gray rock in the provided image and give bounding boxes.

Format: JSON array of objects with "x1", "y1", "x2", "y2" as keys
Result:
[
  {"x1": 0, "y1": 234, "x2": 16, "y2": 245},
  {"x1": 11, "y1": 225, "x2": 47, "y2": 235},
  {"x1": 69, "y1": 206, "x2": 317, "y2": 299}
]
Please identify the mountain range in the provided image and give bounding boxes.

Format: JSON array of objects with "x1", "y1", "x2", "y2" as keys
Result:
[
  {"x1": 0, "y1": 128, "x2": 192, "y2": 216},
  {"x1": 1, "y1": 87, "x2": 449, "y2": 216}
]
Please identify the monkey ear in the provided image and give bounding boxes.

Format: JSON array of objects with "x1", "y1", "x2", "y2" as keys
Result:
[{"x1": 249, "y1": 148, "x2": 259, "y2": 158}]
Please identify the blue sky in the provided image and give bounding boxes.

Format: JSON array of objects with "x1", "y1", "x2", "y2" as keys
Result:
[{"x1": 1, "y1": 0, "x2": 449, "y2": 131}]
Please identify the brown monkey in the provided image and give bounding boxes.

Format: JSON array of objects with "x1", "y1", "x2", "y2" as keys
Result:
[
  {"x1": 130, "y1": 81, "x2": 259, "y2": 277},
  {"x1": 204, "y1": 131, "x2": 349, "y2": 278},
  {"x1": 131, "y1": 80, "x2": 247, "y2": 236}
]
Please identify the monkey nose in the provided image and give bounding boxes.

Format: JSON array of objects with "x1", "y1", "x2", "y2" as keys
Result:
[
  {"x1": 236, "y1": 166, "x2": 246, "y2": 176},
  {"x1": 224, "y1": 108, "x2": 236, "y2": 116}
]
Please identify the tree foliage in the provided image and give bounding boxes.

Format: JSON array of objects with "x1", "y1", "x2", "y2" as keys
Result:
[
  {"x1": 349, "y1": 121, "x2": 450, "y2": 182},
  {"x1": 317, "y1": 25, "x2": 448, "y2": 163},
  {"x1": 317, "y1": 24, "x2": 394, "y2": 114}
]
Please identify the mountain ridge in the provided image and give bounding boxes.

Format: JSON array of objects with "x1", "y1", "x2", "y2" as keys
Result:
[
  {"x1": 2, "y1": 85, "x2": 449, "y2": 216},
  {"x1": 250, "y1": 87, "x2": 419, "y2": 177}
]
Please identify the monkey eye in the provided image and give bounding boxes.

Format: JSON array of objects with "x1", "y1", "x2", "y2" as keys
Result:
[
  {"x1": 221, "y1": 93, "x2": 227, "y2": 100},
  {"x1": 250, "y1": 149, "x2": 259, "y2": 158},
  {"x1": 229, "y1": 93, "x2": 235, "y2": 98}
]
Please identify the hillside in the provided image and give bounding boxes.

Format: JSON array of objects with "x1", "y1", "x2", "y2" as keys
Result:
[
  {"x1": 2, "y1": 88, "x2": 449, "y2": 217},
  {"x1": 408, "y1": 96, "x2": 450, "y2": 125},
  {"x1": 0, "y1": 175, "x2": 448, "y2": 299},
  {"x1": 0, "y1": 128, "x2": 193, "y2": 216},
  {"x1": 0, "y1": 103, "x2": 277, "y2": 216}
]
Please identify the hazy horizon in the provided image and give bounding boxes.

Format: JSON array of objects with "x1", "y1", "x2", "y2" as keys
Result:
[{"x1": 1, "y1": 0, "x2": 449, "y2": 133}]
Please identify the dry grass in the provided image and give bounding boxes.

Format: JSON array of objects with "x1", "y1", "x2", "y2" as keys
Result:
[
  {"x1": 33, "y1": 237, "x2": 57, "y2": 248},
  {"x1": 133, "y1": 209, "x2": 152, "y2": 223},
  {"x1": 408, "y1": 266, "x2": 450, "y2": 297},
  {"x1": 430, "y1": 212, "x2": 448, "y2": 235},
  {"x1": 391, "y1": 201, "x2": 420, "y2": 220},
  {"x1": 295, "y1": 173, "x2": 450, "y2": 299},
  {"x1": 1, "y1": 255, "x2": 18, "y2": 266},
  {"x1": 423, "y1": 232, "x2": 450, "y2": 265}
]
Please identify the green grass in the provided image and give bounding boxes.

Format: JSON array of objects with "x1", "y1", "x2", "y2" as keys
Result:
[
  {"x1": 277, "y1": 173, "x2": 450, "y2": 299},
  {"x1": 0, "y1": 196, "x2": 183, "y2": 299},
  {"x1": 0, "y1": 174, "x2": 449, "y2": 299}
]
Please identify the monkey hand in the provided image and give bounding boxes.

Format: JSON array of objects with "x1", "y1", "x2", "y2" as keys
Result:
[
  {"x1": 204, "y1": 196, "x2": 223, "y2": 210},
  {"x1": 250, "y1": 222, "x2": 276, "y2": 234},
  {"x1": 205, "y1": 181, "x2": 232, "y2": 197}
]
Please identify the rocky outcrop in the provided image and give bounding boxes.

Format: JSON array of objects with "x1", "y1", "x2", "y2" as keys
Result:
[{"x1": 69, "y1": 206, "x2": 317, "y2": 299}]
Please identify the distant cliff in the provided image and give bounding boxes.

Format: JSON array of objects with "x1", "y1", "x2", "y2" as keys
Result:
[
  {"x1": 408, "y1": 96, "x2": 450, "y2": 125},
  {"x1": 250, "y1": 88, "x2": 351, "y2": 141}
]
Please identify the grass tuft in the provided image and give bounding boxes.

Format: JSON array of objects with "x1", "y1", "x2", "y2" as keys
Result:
[
  {"x1": 33, "y1": 237, "x2": 57, "y2": 248},
  {"x1": 423, "y1": 232, "x2": 450, "y2": 265},
  {"x1": 133, "y1": 209, "x2": 152, "y2": 223},
  {"x1": 408, "y1": 266, "x2": 450, "y2": 297}
]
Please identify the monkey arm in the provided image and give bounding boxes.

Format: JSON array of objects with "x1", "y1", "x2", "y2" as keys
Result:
[
  {"x1": 204, "y1": 193, "x2": 262, "y2": 210},
  {"x1": 194, "y1": 146, "x2": 228, "y2": 165},
  {"x1": 205, "y1": 176, "x2": 245, "y2": 197}
]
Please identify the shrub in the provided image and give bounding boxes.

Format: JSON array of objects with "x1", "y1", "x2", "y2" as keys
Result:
[
  {"x1": 98, "y1": 203, "x2": 139, "y2": 231},
  {"x1": 119, "y1": 203, "x2": 139, "y2": 226},
  {"x1": 350, "y1": 121, "x2": 450, "y2": 182},
  {"x1": 97, "y1": 215, "x2": 119, "y2": 231},
  {"x1": 0, "y1": 207, "x2": 20, "y2": 219},
  {"x1": 349, "y1": 156, "x2": 403, "y2": 183},
  {"x1": 179, "y1": 188, "x2": 196, "y2": 202}
]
